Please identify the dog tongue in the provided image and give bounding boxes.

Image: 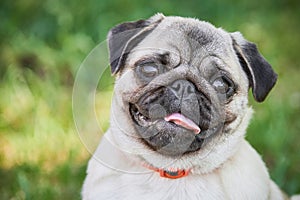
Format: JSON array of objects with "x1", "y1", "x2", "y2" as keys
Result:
[{"x1": 164, "y1": 113, "x2": 201, "y2": 134}]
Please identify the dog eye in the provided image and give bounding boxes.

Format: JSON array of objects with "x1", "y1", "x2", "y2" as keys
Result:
[
  {"x1": 138, "y1": 64, "x2": 159, "y2": 77},
  {"x1": 212, "y1": 76, "x2": 235, "y2": 98}
]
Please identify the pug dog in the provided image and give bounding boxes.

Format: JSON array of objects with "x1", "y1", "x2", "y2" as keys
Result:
[{"x1": 82, "y1": 14, "x2": 298, "y2": 200}]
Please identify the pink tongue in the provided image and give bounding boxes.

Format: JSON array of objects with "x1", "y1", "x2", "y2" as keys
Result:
[{"x1": 164, "y1": 113, "x2": 201, "y2": 134}]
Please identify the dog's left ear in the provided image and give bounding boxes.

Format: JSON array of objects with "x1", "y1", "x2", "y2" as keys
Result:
[
  {"x1": 108, "y1": 14, "x2": 164, "y2": 75},
  {"x1": 231, "y1": 32, "x2": 278, "y2": 102}
]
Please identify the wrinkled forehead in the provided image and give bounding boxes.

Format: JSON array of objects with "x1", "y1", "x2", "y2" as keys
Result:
[{"x1": 127, "y1": 18, "x2": 235, "y2": 68}]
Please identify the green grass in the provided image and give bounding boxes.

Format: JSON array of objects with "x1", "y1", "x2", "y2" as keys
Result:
[
  {"x1": 0, "y1": 67, "x2": 90, "y2": 199},
  {"x1": 0, "y1": 0, "x2": 299, "y2": 199},
  {"x1": 247, "y1": 69, "x2": 300, "y2": 195}
]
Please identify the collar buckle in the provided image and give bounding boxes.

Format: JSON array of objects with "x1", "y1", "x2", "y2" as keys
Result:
[
  {"x1": 159, "y1": 169, "x2": 190, "y2": 179},
  {"x1": 144, "y1": 163, "x2": 190, "y2": 179}
]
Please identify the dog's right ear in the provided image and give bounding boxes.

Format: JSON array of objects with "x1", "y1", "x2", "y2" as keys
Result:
[
  {"x1": 108, "y1": 14, "x2": 165, "y2": 75},
  {"x1": 231, "y1": 32, "x2": 278, "y2": 102}
]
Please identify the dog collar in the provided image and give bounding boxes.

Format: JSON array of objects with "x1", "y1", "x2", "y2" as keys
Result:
[{"x1": 144, "y1": 164, "x2": 190, "y2": 179}]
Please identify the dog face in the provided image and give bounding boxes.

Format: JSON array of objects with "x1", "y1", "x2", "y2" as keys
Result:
[{"x1": 107, "y1": 14, "x2": 277, "y2": 170}]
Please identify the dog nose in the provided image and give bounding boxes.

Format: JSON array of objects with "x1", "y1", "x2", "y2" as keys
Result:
[{"x1": 169, "y1": 80, "x2": 196, "y2": 98}]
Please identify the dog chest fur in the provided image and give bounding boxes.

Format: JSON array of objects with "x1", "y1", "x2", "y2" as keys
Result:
[{"x1": 82, "y1": 139, "x2": 285, "y2": 200}]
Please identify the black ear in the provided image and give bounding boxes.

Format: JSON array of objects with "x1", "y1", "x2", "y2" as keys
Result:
[
  {"x1": 231, "y1": 32, "x2": 278, "y2": 102},
  {"x1": 108, "y1": 14, "x2": 164, "y2": 75}
]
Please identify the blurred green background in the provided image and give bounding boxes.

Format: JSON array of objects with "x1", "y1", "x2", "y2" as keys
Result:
[{"x1": 0, "y1": 0, "x2": 299, "y2": 199}]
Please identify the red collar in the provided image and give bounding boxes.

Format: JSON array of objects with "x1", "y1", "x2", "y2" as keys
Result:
[{"x1": 144, "y1": 164, "x2": 190, "y2": 179}]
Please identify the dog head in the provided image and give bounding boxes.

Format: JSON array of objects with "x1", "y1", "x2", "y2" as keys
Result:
[{"x1": 107, "y1": 14, "x2": 277, "y2": 172}]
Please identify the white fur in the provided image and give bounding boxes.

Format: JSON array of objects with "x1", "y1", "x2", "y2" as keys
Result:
[{"x1": 82, "y1": 140, "x2": 285, "y2": 200}]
